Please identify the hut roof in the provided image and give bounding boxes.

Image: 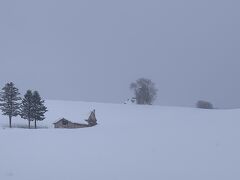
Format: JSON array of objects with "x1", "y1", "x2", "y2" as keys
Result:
[{"x1": 53, "y1": 118, "x2": 72, "y2": 124}]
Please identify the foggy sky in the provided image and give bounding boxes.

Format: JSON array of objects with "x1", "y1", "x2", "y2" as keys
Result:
[{"x1": 0, "y1": 0, "x2": 240, "y2": 108}]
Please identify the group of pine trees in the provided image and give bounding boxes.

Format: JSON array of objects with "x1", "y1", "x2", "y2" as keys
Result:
[{"x1": 0, "y1": 82, "x2": 47, "y2": 129}]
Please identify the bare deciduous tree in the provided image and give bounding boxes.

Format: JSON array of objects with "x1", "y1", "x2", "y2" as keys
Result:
[{"x1": 130, "y1": 78, "x2": 157, "y2": 105}]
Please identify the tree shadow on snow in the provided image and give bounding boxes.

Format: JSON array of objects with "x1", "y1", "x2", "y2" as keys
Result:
[{"x1": 1, "y1": 124, "x2": 48, "y2": 129}]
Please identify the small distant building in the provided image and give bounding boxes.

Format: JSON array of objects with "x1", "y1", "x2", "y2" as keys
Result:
[
  {"x1": 53, "y1": 118, "x2": 89, "y2": 128},
  {"x1": 53, "y1": 110, "x2": 97, "y2": 129}
]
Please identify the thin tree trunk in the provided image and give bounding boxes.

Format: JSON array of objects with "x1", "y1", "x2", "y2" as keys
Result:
[
  {"x1": 9, "y1": 116, "x2": 12, "y2": 128},
  {"x1": 28, "y1": 120, "x2": 31, "y2": 129},
  {"x1": 34, "y1": 119, "x2": 37, "y2": 129}
]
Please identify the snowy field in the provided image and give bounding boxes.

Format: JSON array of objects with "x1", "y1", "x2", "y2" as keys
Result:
[{"x1": 0, "y1": 100, "x2": 240, "y2": 180}]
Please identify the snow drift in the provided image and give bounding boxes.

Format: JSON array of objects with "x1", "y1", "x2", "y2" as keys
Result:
[{"x1": 0, "y1": 100, "x2": 240, "y2": 180}]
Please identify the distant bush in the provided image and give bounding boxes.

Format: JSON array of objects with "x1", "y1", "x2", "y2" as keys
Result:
[{"x1": 196, "y1": 100, "x2": 214, "y2": 109}]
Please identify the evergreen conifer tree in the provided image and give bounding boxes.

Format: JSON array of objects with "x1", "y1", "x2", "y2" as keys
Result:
[
  {"x1": 32, "y1": 91, "x2": 47, "y2": 129},
  {"x1": 20, "y1": 90, "x2": 34, "y2": 129},
  {"x1": 0, "y1": 82, "x2": 21, "y2": 128}
]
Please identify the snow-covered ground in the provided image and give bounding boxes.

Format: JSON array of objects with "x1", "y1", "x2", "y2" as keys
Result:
[{"x1": 0, "y1": 100, "x2": 240, "y2": 180}]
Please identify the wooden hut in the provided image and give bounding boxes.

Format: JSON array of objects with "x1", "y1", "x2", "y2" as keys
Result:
[
  {"x1": 53, "y1": 118, "x2": 89, "y2": 128},
  {"x1": 53, "y1": 110, "x2": 97, "y2": 129}
]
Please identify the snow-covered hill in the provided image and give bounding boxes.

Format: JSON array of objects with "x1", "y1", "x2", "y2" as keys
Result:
[{"x1": 0, "y1": 100, "x2": 240, "y2": 180}]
